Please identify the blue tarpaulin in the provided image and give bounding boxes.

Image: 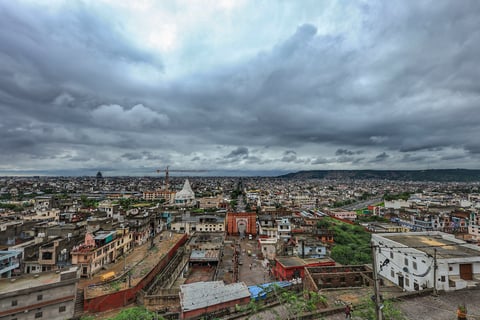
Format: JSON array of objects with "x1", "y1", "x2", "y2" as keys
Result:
[{"x1": 248, "y1": 281, "x2": 292, "y2": 300}]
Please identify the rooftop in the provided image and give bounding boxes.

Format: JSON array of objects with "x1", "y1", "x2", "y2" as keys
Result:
[
  {"x1": 378, "y1": 232, "x2": 480, "y2": 259},
  {"x1": 180, "y1": 281, "x2": 250, "y2": 311},
  {"x1": 190, "y1": 249, "x2": 221, "y2": 262},
  {"x1": 276, "y1": 256, "x2": 335, "y2": 268},
  {"x1": 0, "y1": 267, "x2": 78, "y2": 294}
]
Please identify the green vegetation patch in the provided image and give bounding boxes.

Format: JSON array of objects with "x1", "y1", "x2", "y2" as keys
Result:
[{"x1": 318, "y1": 218, "x2": 372, "y2": 265}]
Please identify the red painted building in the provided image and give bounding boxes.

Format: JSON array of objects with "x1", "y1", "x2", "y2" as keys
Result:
[
  {"x1": 272, "y1": 256, "x2": 335, "y2": 281},
  {"x1": 226, "y1": 212, "x2": 257, "y2": 236}
]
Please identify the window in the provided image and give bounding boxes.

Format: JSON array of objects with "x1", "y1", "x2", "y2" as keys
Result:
[
  {"x1": 35, "y1": 312, "x2": 43, "y2": 318},
  {"x1": 405, "y1": 278, "x2": 410, "y2": 287},
  {"x1": 11, "y1": 300, "x2": 17, "y2": 306},
  {"x1": 390, "y1": 251, "x2": 394, "y2": 259},
  {"x1": 37, "y1": 294, "x2": 43, "y2": 301},
  {"x1": 441, "y1": 276, "x2": 446, "y2": 282},
  {"x1": 59, "y1": 306, "x2": 66, "y2": 312},
  {"x1": 404, "y1": 258, "x2": 409, "y2": 266},
  {"x1": 412, "y1": 261, "x2": 417, "y2": 270},
  {"x1": 391, "y1": 269, "x2": 395, "y2": 278},
  {"x1": 414, "y1": 282, "x2": 419, "y2": 291}
]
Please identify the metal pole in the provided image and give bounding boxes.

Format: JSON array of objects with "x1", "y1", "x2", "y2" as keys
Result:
[
  {"x1": 433, "y1": 248, "x2": 438, "y2": 296},
  {"x1": 371, "y1": 242, "x2": 383, "y2": 320}
]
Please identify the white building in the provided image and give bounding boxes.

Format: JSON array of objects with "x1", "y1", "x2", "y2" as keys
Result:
[
  {"x1": 372, "y1": 231, "x2": 480, "y2": 292},
  {"x1": 276, "y1": 218, "x2": 291, "y2": 241},
  {"x1": 258, "y1": 238, "x2": 278, "y2": 260},
  {"x1": 175, "y1": 179, "x2": 196, "y2": 207},
  {"x1": 468, "y1": 211, "x2": 480, "y2": 241}
]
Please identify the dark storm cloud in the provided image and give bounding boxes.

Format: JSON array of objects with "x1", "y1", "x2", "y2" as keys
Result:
[
  {"x1": 2, "y1": 1, "x2": 480, "y2": 172},
  {"x1": 163, "y1": 1, "x2": 480, "y2": 168}
]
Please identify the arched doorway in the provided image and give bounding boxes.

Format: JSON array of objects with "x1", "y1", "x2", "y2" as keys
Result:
[{"x1": 237, "y1": 219, "x2": 247, "y2": 238}]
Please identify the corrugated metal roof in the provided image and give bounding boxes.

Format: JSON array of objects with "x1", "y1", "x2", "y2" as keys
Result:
[
  {"x1": 190, "y1": 249, "x2": 220, "y2": 261},
  {"x1": 180, "y1": 281, "x2": 250, "y2": 311}
]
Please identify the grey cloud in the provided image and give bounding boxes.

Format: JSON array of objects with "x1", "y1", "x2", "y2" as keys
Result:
[
  {"x1": 2, "y1": 1, "x2": 480, "y2": 172},
  {"x1": 281, "y1": 150, "x2": 297, "y2": 162},
  {"x1": 121, "y1": 153, "x2": 143, "y2": 160},
  {"x1": 441, "y1": 154, "x2": 466, "y2": 161},
  {"x1": 401, "y1": 154, "x2": 429, "y2": 163},
  {"x1": 335, "y1": 149, "x2": 363, "y2": 156},
  {"x1": 121, "y1": 151, "x2": 163, "y2": 161},
  {"x1": 226, "y1": 147, "x2": 249, "y2": 159},
  {"x1": 336, "y1": 149, "x2": 355, "y2": 156},
  {"x1": 311, "y1": 158, "x2": 329, "y2": 165},
  {"x1": 370, "y1": 152, "x2": 390, "y2": 163}
]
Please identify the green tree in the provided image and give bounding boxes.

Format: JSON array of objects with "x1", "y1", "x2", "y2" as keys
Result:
[
  {"x1": 356, "y1": 298, "x2": 406, "y2": 320},
  {"x1": 270, "y1": 287, "x2": 326, "y2": 319},
  {"x1": 108, "y1": 307, "x2": 161, "y2": 320},
  {"x1": 316, "y1": 219, "x2": 331, "y2": 229},
  {"x1": 80, "y1": 195, "x2": 97, "y2": 208}
]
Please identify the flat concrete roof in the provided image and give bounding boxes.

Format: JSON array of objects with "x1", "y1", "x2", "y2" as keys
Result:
[
  {"x1": 0, "y1": 267, "x2": 78, "y2": 294},
  {"x1": 378, "y1": 233, "x2": 480, "y2": 259},
  {"x1": 180, "y1": 281, "x2": 250, "y2": 311},
  {"x1": 276, "y1": 256, "x2": 334, "y2": 268}
]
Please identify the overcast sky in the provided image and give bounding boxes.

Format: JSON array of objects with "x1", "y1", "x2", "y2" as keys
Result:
[{"x1": 1, "y1": 0, "x2": 480, "y2": 176}]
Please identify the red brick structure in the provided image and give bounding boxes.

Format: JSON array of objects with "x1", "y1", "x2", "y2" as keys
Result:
[
  {"x1": 303, "y1": 265, "x2": 374, "y2": 291},
  {"x1": 226, "y1": 212, "x2": 257, "y2": 236},
  {"x1": 272, "y1": 256, "x2": 335, "y2": 281}
]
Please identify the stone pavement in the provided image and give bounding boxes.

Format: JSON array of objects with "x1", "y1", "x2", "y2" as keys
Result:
[{"x1": 237, "y1": 237, "x2": 273, "y2": 286}]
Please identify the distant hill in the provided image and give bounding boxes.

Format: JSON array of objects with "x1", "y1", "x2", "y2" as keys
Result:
[{"x1": 278, "y1": 169, "x2": 480, "y2": 182}]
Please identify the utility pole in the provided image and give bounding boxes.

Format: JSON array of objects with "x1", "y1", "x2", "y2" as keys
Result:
[
  {"x1": 433, "y1": 248, "x2": 438, "y2": 296},
  {"x1": 371, "y1": 242, "x2": 383, "y2": 320}
]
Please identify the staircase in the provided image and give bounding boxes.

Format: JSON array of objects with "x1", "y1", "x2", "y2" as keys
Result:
[{"x1": 72, "y1": 289, "x2": 85, "y2": 319}]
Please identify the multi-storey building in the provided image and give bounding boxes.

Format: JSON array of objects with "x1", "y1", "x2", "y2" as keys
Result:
[
  {"x1": 126, "y1": 210, "x2": 154, "y2": 246},
  {"x1": 71, "y1": 228, "x2": 132, "y2": 277},
  {"x1": 170, "y1": 213, "x2": 225, "y2": 234},
  {"x1": 276, "y1": 218, "x2": 291, "y2": 241},
  {"x1": 0, "y1": 251, "x2": 21, "y2": 278},
  {"x1": 0, "y1": 267, "x2": 79, "y2": 320}
]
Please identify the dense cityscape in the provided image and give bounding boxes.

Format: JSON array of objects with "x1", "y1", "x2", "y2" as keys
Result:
[
  {"x1": 1, "y1": 172, "x2": 480, "y2": 319},
  {"x1": 2, "y1": 1, "x2": 480, "y2": 319}
]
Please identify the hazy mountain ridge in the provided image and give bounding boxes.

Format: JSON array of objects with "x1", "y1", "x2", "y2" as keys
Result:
[{"x1": 279, "y1": 169, "x2": 480, "y2": 182}]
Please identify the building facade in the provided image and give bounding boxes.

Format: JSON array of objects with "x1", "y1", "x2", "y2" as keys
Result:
[
  {"x1": 0, "y1": 267, "x2": 79, "y2": 320},
  {"x1": 372, "y1": 231, "x2": 480, "y2": 292}
]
